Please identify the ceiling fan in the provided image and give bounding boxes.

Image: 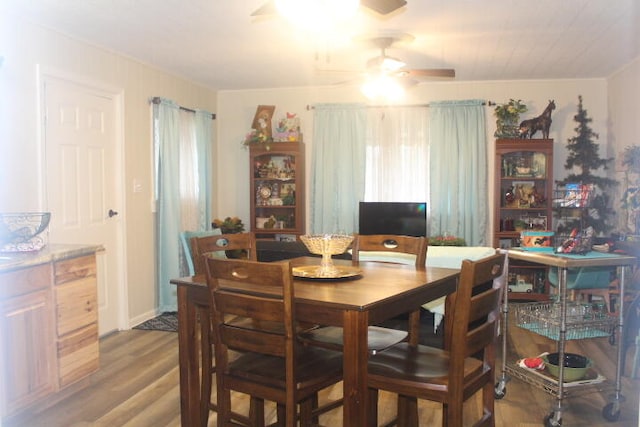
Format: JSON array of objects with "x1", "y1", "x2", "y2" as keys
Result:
[
  {"x1": 337, "y1": 34, "x2": 456, "y2": 84},
  {"x1": 251, "y1": 0, "x2": 407, "y2": 17}
]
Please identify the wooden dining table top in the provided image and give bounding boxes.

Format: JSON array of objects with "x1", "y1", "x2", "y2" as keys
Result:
[{"x1": 173, "y1": 256, "x2": 460, "y2": 318}]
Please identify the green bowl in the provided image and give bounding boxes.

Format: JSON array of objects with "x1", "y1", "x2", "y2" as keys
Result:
[{"x1": 542, "y1": 353, "x2": 591, "y2": 382}]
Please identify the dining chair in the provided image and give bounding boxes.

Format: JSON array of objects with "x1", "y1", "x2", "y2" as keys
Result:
[
  {"x1": 367, "y1": 251, "x2": 506, "y2": 427},
  {"x1": 190, "y1": 231, "x2": 257, "y2": 275},
  {"x1": 547, "y1": 266, "x2": 616, "y2": 312},
  {"x1": 180, "y1": 229, "x2": 222, "y2": 276},
  {"x1": 205, "y1": 257, "x2": 344, "y2": 427},
  {"x1": 300, "y1": 234, "x2": 428, "y2": 353},
  {"x1": 189, "y1": 231, "x2": 257, "y2": 425}
]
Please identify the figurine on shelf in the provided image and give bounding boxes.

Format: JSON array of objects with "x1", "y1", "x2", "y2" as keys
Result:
[
  {"x1": 273, "y1": 112, "x2": 301, "y2": 142},
  {"x1": 505, "y1": 186, "x2": 516, "y2": 206},
  {"x1": 519, "y1": 100, "x2": 555, "y2": 139}
]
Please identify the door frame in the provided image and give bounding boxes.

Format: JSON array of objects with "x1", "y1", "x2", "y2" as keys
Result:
[{"x1": 36, "y1": 64, "x2": 129, "y2": 334}]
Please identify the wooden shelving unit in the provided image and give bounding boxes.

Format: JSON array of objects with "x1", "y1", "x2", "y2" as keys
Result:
[
  {"x1": 249, "y1": 142, "x2": 305, "y2": 240},
  {"x1": 494, "y1": 138, "x2": 554, "y2": 300}
]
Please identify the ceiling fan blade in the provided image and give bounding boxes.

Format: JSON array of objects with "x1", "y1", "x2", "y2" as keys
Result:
[
  {"x1": 253, "y1": 0, "x2": 407, "y2": 17},
  {"x1": 361, "y1": 0, "x2": 407, "y2": 15},
  {"x1": 400, "y1": 69, "x2": 456, "y2": 79},
  {"x1": 251, "y1": 0, "x2": 277, "y2": 16}
]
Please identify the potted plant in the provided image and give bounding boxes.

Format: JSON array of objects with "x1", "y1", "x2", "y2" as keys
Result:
[
  {"x1": 211, "y1": 217, "x2": 246, "y2": 258},
  {"x1": 494, "y1": 99, "x2": 528, "y2": 138},
  {"x1": 212, "y1": 216, "x2": 245, "y2": 234}
]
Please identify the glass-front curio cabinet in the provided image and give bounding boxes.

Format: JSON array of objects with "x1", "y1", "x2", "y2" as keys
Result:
[
  {"x1": 494, "y1": 138, "x2": 554, "y2": 300},
  {"x1": 249, "y1": 142, "x2": 305, "y2": 240}
]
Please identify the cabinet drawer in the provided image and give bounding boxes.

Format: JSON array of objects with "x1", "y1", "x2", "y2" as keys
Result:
[
  {"x1": 57, "y1": 323, "x2": 99, "y2": 388},
  {"x1": 54, "y1": 255, "x2": 96, "y2": 285},
  {"x1": 0, "y1": 263, "x2": 52, "y2": 299},
  {"x1": 55, "y1": 277, "x2": 97, "y2": 336}
]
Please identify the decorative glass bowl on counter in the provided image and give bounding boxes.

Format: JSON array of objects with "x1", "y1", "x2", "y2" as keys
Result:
[
  {"x1": 298, "y1": 234, "x2": 358, "y2": 279},
  {"x1": 0, "y1": 212, "x2": 51, "y2": 252}
]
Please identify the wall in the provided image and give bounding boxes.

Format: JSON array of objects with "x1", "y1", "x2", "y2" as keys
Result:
[
  {"x1": 217, "y1": 80, "x2": 609, "y2": 241},
  {"x1": 608, "y1": 56, "x2": 640, "y2": 233},
  {"x1": 0, "y1": 17, "x2": 217, "y2": 325}
]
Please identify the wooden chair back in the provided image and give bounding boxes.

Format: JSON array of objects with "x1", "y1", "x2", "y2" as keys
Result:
[
  {"x1": 442, "y1": 251, "x2": 506, "y2": 424},
  {"x1": 208, "y1": 258, "x2": 293, "y2": 356},
  {"x1": 205, "y1": 257, "x2": 343, "y2": 426},
  {"x1": 190, "y1": 231, "x2": 257, "y2": 275},
  {"x1": 352, "y1": 233, "x2": 428, "y2": 345},
  {"x1": 352, "y1": 233, "x2": 427, "y2": 268},
  {"x1": 366, "y1": 251, "x2": 506, "y2": 427},
  {"x1": 444, "y1": 252, "x2": 505, "y2": 356}
]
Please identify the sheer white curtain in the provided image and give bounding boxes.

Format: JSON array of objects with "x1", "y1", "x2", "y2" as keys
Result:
[
  {"x1": 179, "y1": 110, "x2": 199, "y2": 231},
  {"x1": 153, "y1": 98, "x2": 214, "y2": 312},
  {"x1": 364, "y1": 107, "x2": 430, "y2": 203}
]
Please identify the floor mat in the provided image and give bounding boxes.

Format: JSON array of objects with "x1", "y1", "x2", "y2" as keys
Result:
[{"x1": 133, "y1": 312, "x2": 178, "y2": 332}]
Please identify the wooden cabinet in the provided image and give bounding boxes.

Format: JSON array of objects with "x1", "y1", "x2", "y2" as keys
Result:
[
  {"x1": 0, "y1": 264, "x2": 56, "y2": 415},
  {"x1": 0, "y1": 248, "x2": 100, "y2": 418},
  {"x1": 249, "y1": 142, "x2": 305, "y2": 239},
  {"x1": 494, "y1": 138, "x2": 554, "y2": 300},
  {"x1": 54, "y1": 255, "x2": 99, "y2": 388}
]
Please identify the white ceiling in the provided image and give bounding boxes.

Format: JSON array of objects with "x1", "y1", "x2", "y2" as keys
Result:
[{"x1": 4, "y1": 0, "x2": 640, "y2": 91}]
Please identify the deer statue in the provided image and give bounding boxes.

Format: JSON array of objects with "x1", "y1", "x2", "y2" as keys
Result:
[{"x1": 519, "y1": 100, "x2": 555, "y2": 139}]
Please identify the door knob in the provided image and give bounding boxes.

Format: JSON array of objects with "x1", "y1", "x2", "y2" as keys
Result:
[{"x1": 108, "y1": 209, "x2": 119, "y2": 218}]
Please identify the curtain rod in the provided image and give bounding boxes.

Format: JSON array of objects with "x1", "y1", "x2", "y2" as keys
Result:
[
  {"x1": 306, "y1": 101, "x2": 496, "y2": 110},
  {"x1": 150, "y1": 97, "x2": 216, "y2": 120}
]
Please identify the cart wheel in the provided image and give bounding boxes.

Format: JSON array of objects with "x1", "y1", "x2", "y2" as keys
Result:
[
  {"x1": 602, "y1": 402, "x2": 621, "y2": 422},
  {"x1": 544, "y1": 412, "x2": 562, "y2": 426},
  {"x1": 494, "y1": 381, "x2": 506, "y2": 399}
]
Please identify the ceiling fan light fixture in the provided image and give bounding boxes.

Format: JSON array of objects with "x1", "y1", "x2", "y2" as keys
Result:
[
  {"x1": 367, "y1": 55, "x2": 405, "y2": 72},
  {"x1": 275, "y1": 0, "x2": 360, "y2": 29},
  {"x1": 361, "y1": 74, "x2": 405, "y2": 102}
]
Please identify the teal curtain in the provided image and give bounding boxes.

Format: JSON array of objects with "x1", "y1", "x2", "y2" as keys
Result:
[
  {"x1": 429, "y1": 100, "x2": 487, "y2": 246},
  {"x1": 194, "y1": 110, "x2": 213, "y2": 229},
  {"x1": 154, "y1": 98, "x2": 214, "y2": 312},
  {"x1": 310, "y1": 104, "x2": 366, "y2": 234}
]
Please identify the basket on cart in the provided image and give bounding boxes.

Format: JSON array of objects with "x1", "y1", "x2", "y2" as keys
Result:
[{"x1": 515, "y1": 301, "x2": 616, "y2": 340}]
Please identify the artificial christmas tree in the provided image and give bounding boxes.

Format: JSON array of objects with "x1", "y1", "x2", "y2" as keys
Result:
[{"x1": 555, "y1": 96, "x2": 617, "y2": 235}]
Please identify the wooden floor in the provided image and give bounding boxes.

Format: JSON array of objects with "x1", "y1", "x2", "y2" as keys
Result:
[{"x1": 5, "y1": 314, "x2": 640, "y2": 427}]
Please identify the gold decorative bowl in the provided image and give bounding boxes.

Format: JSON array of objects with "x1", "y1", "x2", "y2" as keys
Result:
[{"x1": 299, "y1": 234, "x2": 354, "y2": 278}]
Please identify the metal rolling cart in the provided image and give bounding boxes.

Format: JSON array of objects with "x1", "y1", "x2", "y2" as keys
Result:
[{"x1": 495, "y1": 249, "x2": 636, "y2": 426}]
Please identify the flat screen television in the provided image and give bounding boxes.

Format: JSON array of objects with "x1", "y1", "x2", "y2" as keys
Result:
[{"x1": 358, "y1": 202, "x2": 427, "y2": 237}]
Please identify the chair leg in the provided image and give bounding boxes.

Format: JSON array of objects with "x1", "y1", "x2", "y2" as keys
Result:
[
  {"x1": 482, "y1": 378, "x2": 496, "y2": 426},
  {"x1": 199, "y1": 309, "x2": 213, "y2": 425},
  {"x1": 249, "y1": 396, "x2": 265, "y2": 427},
  {"x1": 300, "y1": 396, "x2": 315, "y2": 426},
  {"x1": 275, "y1": 404, "x2": 286, "y2": 427},
  {"x1": 217, "y1": 388, "x2": 232, "y2": 427},
  {"x1": 367, "y1": 388, "x2": 379, "y2": 427},
  {"x1": 397, "y1": 395, "x2": 418, "y2": 427},
  {"x1": 309, "y1": 393, "x2": 319, "y2": 425},
  {"x1": 408, "y1": 310, "x2": 421, "y2": 346},
  {"x1": 443, "y1": 401, "x2": 464, "y2": 427}
]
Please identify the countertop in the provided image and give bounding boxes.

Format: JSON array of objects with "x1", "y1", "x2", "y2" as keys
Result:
[{"x1": 0, "y1": 244, "x2": 105, "y2": 272}]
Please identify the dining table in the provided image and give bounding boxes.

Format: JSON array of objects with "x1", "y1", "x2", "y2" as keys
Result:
[{"x1": 171, "y1": 256, "x2": 460, "y2": 426}]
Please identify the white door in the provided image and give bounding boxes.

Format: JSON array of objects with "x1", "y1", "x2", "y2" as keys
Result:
[{"x1": 43, "y1": 75, "x2": 124, "y2": 336}]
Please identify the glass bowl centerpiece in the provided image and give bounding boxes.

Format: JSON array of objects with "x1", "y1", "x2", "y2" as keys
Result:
[
  {"x1": 0, "y1": 212, "x2": 51, "y2": 252},
  {"x1": 299, "y1": 234, "x2": 354, "y2": 278}
]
